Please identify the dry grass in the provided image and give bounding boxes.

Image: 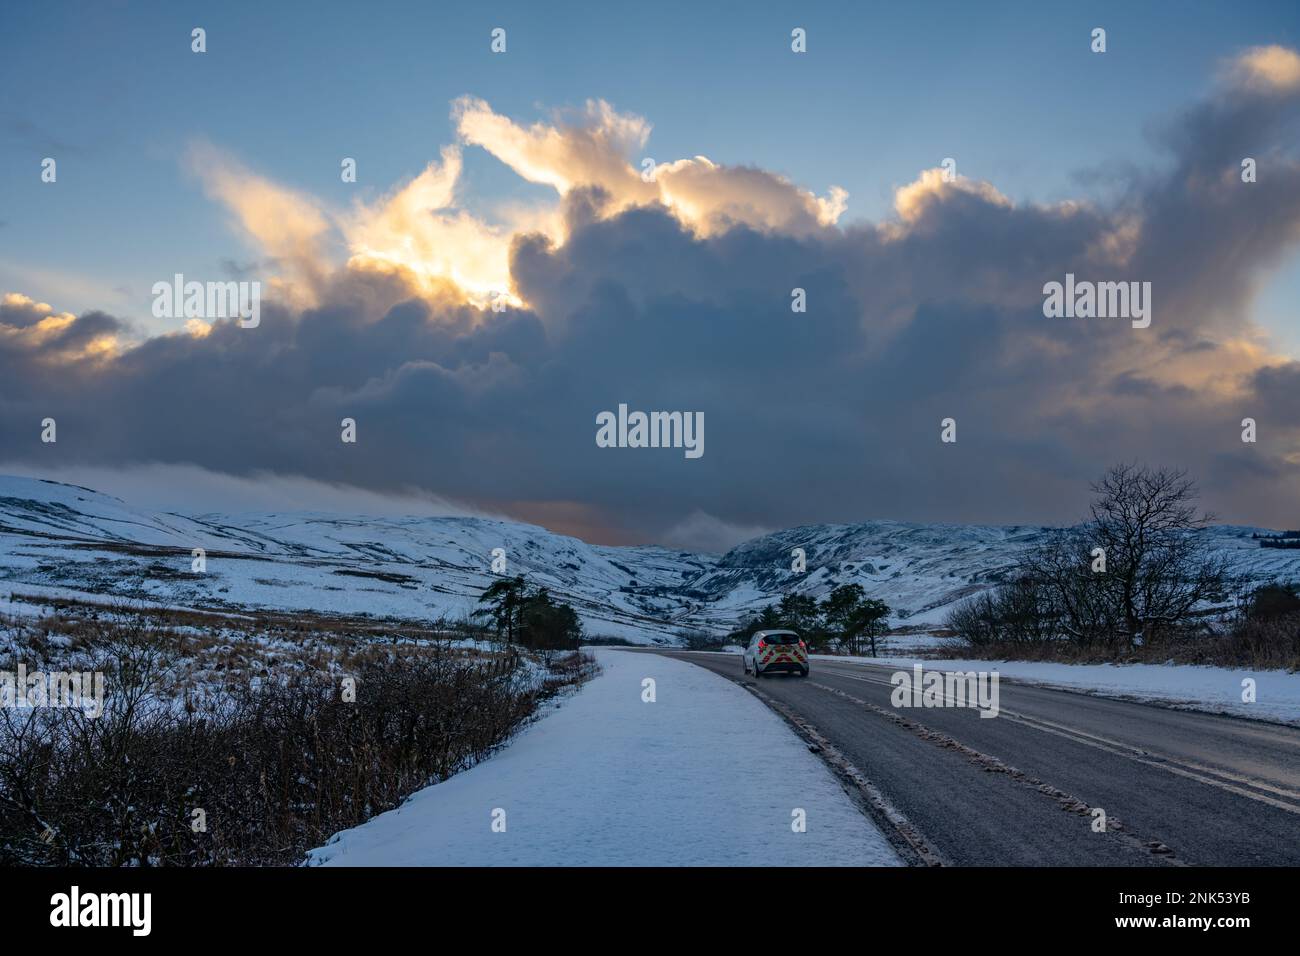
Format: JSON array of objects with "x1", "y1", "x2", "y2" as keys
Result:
[
  {"x1": 952, "y1": 615, "x2": 1300, "y2": 671},
  {"x1": 0, "y1": 601, "x2": 597, "y2": 866}
]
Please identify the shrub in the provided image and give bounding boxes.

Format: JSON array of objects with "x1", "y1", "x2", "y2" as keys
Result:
[{"x1": 0, "y1": 622, "x2": 592, "y2": 866}]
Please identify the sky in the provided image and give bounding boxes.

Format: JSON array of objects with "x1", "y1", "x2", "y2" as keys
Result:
[{"x1": 2, "y1": 0, "x2": 1300, "y2": 549}]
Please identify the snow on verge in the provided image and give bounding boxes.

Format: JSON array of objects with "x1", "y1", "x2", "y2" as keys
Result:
[
  {"x1": 813, "y1": 653, "x2": 1300, "y2": 726},
  {"x1": 308, "y1": 647, "x2": 901, "y2": 866}
]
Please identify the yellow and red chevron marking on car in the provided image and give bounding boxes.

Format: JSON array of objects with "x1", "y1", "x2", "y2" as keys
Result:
[
  {"x1": 747, "y1": 630, "x2": 809, "y2": 677},
  {"x1": 760, "y1": 643, "x2": 806, "y2": 666}
]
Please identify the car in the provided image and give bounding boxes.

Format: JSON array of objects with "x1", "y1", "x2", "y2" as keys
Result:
[{"x1": 743, "y1": 629, "x2": 809, "y2": 678}]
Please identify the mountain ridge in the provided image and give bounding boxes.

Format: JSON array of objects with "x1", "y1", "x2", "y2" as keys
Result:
[{"x1": 2, "y1": 475, "x2": 1297, "y2": 644}]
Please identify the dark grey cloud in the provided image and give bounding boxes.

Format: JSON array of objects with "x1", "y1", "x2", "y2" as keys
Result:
[{"x1": 3, "y1": 69, "x2": 1300, "y2": 547}]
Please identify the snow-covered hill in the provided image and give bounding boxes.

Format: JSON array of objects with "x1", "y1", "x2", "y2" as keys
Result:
[
  {"x1": 2, "y1": 475, "x2": 1298, "y2": 643},
  {"x1": 0, "y1": 476, "x2": 708, "y2": 641},
  {"x1": 687, "y1": 520, "x2": 1300, "y2": 631}
]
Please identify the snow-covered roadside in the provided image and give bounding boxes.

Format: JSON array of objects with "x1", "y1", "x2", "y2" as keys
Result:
[
  {"x1": 811, "y1": 653, "x2": 1300, "y2": 726},
  {"x1": 309, "y1": 647, "x2": 901, "y2": 866}
]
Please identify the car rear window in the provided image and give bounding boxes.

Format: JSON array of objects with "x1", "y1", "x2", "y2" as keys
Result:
[{"x1": 764, "y1": 634, "x2": 800, "y2": 645}]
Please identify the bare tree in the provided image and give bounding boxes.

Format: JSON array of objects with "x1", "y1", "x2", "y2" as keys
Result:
[
  {"x1": 1020, "y1": 529, "x2": 1115, "y2": 644},
  {"x1": 948, "y1": 464, "x2": 1231, "y2": 651},
  {"x1": 1086, "y1": 463, "x2": 1230, "y2": 647}
]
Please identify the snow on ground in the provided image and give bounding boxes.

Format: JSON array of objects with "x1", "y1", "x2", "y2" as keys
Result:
[
  {"x1": 0, "y1": 475, "x2": 708, "y2": 644},
  {"x1": 309, "y1": 647, "x2": 901, "y2": 866},
  {"x1": 880, "y1": 632, "x2": 956, "y2": 654},
  {"x1": 7, "y1": 474, "x2": 1300, "y2": 645},
  {"x1": 0, "y1": 584, "x2": 252, "y2": 620},
  {"x1": 813, "y1": 653, "x2": 1300, "y2": 726}
]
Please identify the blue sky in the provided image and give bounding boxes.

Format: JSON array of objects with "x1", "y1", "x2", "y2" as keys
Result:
[
  {"x1": 3, "y1": 1, "x2": 1300, "y2": 544},
  {"x1": 4, "y1": 0, "x2": 1299, "y2": 346}
]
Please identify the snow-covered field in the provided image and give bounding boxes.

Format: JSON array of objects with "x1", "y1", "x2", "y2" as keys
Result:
[
  {"x1": 308, "y1": 648, "x2": 901, "y2": 866},
  {"x1": 6, "y1": 475, "x2": 1299, "y2": 643},
  {"x1": 686, "y1": 520, "x2": 1300, "y2": 632},
  {"x1": 814, "y1": 653, "x2": 1300, "y2": 726},
  {"x1": 0, "y1": 476, "x2": 709, "y2": 642}
]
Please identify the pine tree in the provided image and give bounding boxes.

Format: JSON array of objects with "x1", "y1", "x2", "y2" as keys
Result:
[{"x1": 473, "y1": 575, "x2": 528, "y2": 644}]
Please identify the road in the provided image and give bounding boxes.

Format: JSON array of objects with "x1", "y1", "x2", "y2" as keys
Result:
[{"x1": 640, "y1": 650, "x2": 1300, "y2": 866}]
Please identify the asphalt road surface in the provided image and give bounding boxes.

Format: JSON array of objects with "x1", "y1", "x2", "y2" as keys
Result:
[{"x1": 640, "y1": 649, "x2": 1300, "y2": 866}]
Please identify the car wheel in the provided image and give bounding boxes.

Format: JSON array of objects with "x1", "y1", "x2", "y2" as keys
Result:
[
  {"x1": 800, "y1": 667, "x2": 809, "y2": 678},
  {"x1": 754, "y1": 663, "x2": 762, "y2": 679}
]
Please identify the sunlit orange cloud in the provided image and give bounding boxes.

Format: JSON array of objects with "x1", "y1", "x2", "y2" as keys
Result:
[
  {"x1": 455, "y1": 96, "x2": 653, "y2": 198},
  {"x1": 342, "y1": 145, "x2": 561, "y2": 308},
  {"x1": 180, "y1": 82, "x2": 1297, "y2": 393},
  {"x1": 1226, "y1": 44, "x2": 1300, "y2": 93},
  {"x1": 893, "y1": 167, "x2": 1005, "y2": 221},
  {"x1": 0, "y1": 293, "x2": 121, "y2": 362},
  {"x1": 1117, "y1": 335, "x2": 1290, "y2": 401},
  {"x1": 453, "y1": 96, "x2": 849, "y2": 237},
  {"x1": 185, "y1": 143, "x2": 332, "y2": 308},
  {"x1": 185, "y1": 96, "x2": 854, "y2": 315}
]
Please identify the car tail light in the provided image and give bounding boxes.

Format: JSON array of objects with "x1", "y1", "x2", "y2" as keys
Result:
[
  {"x1": 799, "y1": 640, "x2": 806, "y2": 649},
  {"x1": 757, "y1": 639, "x2": 766, "y2": 649}
]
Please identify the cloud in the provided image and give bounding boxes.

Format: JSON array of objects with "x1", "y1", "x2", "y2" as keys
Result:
[
  {"x1": 653, "y1": 156, "x2": 848, "y2": 235},
  {"x1": 342, "y1": 145, "x2": 540, "y2": 307},
  {"x1": 455, "y1": 96, "x2": 653, "y2": 198},
  {"x1": 0, "y1": 292, "x2": 122, "y2": 364},
  {"x1": 661, "y1": 511, "x2": 774, "y2": 553},
  {"x1": 4, "y1": 56, "x2": 1300, "y2": 544},
  {"x1": 185, "y1": 142, "x2": 333, "y2": 305},
  {"x1": 0, "y1": 461, "x2": 488, "y2": 518},
  {"x1": 890, "y1": 167, "x2": 1012, "y2": 225},
  {"x1": 453, "y1": 96, "x2": 848, "y2": 236},
  {"x1": 1225, "y1": 45, "x2": 1300, "y2": 93}
]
